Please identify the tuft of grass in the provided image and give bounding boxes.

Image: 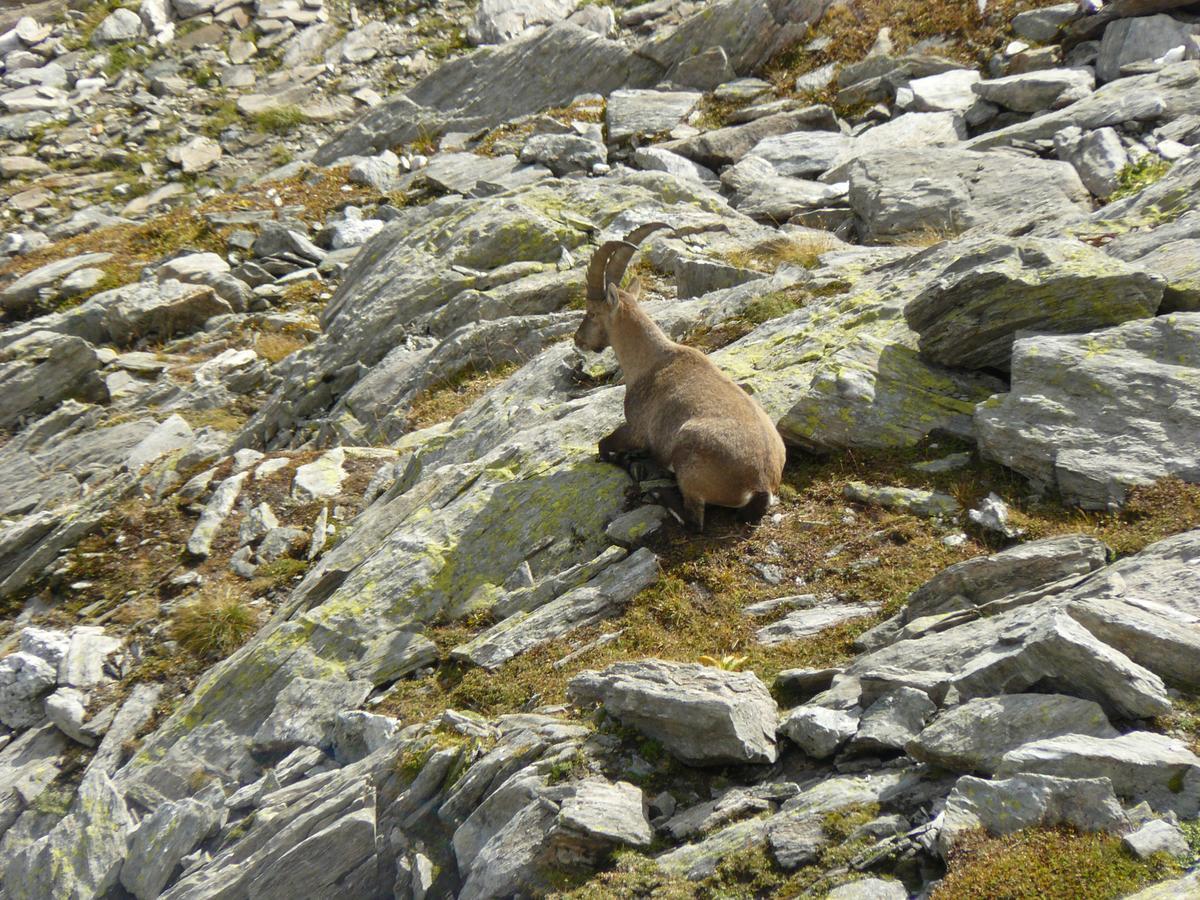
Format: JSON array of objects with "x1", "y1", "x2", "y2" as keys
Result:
[
  {"x1": 104, "y1": 42, "x2": 153, "y2": 77},
  {"x1": 252, "y1": 105, "x2": 307, "y2": 135},
  {"x1": 203, "y1": 99, "x2": 243, "y2": 137},
  {"x1": 407, "y1": 362, "x2": 521, "y2": 431},
  {"x1": 256, "y1": 331, "x2": 311, "y2": 364},
  {"x1": 171, "y1": 585, "x2": 261, "y2": 661},
  {"x1": 934, "y1": 827, "x2": 1183, "y2": 900},
  {"x1": 1110, "y1": 156, "x2": 1173, "y2": 202},
  {"x1": 546, "y1": 747, "x2": 591, "y2": 785},
  {"x1": 723, "y1": 236, "x2": 836, "y2": 273},
  {"x1": 178, "y1": 407, "x2": 249, "y2": 433}
]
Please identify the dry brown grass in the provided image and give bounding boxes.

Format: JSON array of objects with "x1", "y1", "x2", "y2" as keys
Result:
[
  {"x1": 171, "y1": 584, "x2": 261, "y2": 662},
  {"x1": 380, "y1": 443, "x2": 1200, "y2": 725},
  {"x1": 255, "y1": 331, "x2": 310, "y2": 364},
  {"x1": 407, "y1": 362, "x2": 521, "y2": 430},
  {"x1": 724, "y1": 235, "x2": 837, "y2": 273},
  {"x1": 763, "y1": 0, "x2": 1072, "y2": 100},
  {"x1": 0, "y1": 168, "x2": 373, "y2": 312}
]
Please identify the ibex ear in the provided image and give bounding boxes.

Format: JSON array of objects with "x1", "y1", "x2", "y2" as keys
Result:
[
  {"x1": 605, "y1": 282, "x2": 621, "y2": 310},
  {"x1": 626, "y1": 277, "x2": 643, "y2": 301}
]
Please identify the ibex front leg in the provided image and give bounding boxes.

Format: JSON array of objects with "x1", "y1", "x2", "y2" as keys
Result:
[{"x1": 597, "y1": 422, "x2": 644, "y2": 465}]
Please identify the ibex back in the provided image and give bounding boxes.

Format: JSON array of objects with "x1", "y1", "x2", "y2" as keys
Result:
[{"x1": 574, "y1": 224, "x2": 786, "y2": 531}]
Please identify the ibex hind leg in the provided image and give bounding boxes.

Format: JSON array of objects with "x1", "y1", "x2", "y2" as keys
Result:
[
  {"x1": 736, "y1": 491, "x2": 772, "y2": 524},
  {"x1": 652, "y1": 485, "x2": 705, "y2": 532}
]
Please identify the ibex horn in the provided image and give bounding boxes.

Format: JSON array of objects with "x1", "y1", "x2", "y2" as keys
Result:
[
  {"x1": 603, "y1": 222, "x2": 672, "y2": 293},
  {"x1": 585, "y1": 239, "x2": 627, "y2": 302}
]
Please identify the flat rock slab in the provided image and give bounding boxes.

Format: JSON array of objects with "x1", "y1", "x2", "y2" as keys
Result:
[
  {"x1": 976, "y1": 313, "x2": 1200, "y2": 508},
  {"x1": 903, "y1": 234, "x2": 1163, "y2": 370},
  {"x1": 844, "y1": 482, "x2": 960, "y2": 518},
  {"x1": 292, "y1": 448, "x2": 348, "y2": 500},
  {"x1": 902, "y1": 532, "x2": 1109, "y2": 624},
  {"x1": 907, "y1": 693, "x2": 1117, "y2": 774},
  {"x1": 606, "y1": 89, "x2": 701, "y2": 144},
  {"x1": 756, "y1": 598, "x2": 881, "y2": 646},
  {"x1": 569, "y1": 660, "x2": 778, "y2": 765},
  {"x1": 848, "y1": 601, "x2": 1171, "y2": 720},
  {"x1": 848, "y1": 148, "x2": 1090, "y2": 244},
  {"x1": 972, "y1": 68, "x2": 1094, "y2": 112},
  {"x1": 850, "y1": 686, "x2": 936, "y2": 754},
  {"x1": 995, "y1": 731, "x2": 1200, "y2": 817}
]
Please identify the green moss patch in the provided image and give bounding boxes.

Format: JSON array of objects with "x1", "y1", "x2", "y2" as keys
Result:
[{"x1": 933, "y1": 827, "x2": 1183, "y2": 900}]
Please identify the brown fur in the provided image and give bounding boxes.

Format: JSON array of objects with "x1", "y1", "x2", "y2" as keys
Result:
[{"x1": 575, "y1": 279, "x2": 786, "y2": 530}]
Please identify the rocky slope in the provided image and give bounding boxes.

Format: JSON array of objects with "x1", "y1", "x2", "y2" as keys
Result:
[{"x1": 2, "y1": 0, "x2": 1200, "y2": 897}]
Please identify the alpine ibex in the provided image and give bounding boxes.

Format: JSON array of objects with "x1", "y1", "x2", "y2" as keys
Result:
[{"x1": 574, "y1": 224, "x2": 786, "y2": 530}]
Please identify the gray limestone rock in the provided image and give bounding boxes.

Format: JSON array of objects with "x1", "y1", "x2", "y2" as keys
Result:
[
  {"x1": 779, "y1": 705, "x2": 859, "y2": 758},
  {"x1": 1012, "y1": 3, "x2": 1076, "y2": 43},
  {"x1": 520, "y1": 133, "x2": 606, "y2": 176},
  {"x1": 843, "y1": 482, "x2": 960, "y2": 518},
  {"x1": 826, "y1": 880, "x2": 909, "y2": 900},
  {"x1": 937, "y1": 773, "x2": 1126, "y2": 856},
  {"x1": 756, "y1": 597, "x2": 881, "y2": 646},
  {"x1": 907, "y1": 694, "x2": 1118, "y2": 774},
  {"x1": 903, "y1": 234, "x2": 1163, "y2": 370},
  {"x1": 90, "y1": 8, "x2": 144, "y2": 45},
  {"x1": 967, "y1": 61, "x2": 1200, "y2": 151},
  {"x1": 0, "y1": 652, "x2": 56, "y2": 729},
  {"x1": 902, "y1": 533, "x2": 1109, "y2": 625},
  {"x1": 850, "y1": 686, "x2": 936, "y2": 754},
  {"x1": 453, "y1": 548, "x2": 660, "y2": 670},
  {"x1": 972, "y1": 68, "x2": 1095, "y2": 112},
  {"x1": 848, "y1": 602, "x2": 1171, "y2": 721},
  {"x1": 120, "y1": 796, "x2": 224, "y2": 900},
  {"x1": 468, "y1": 0, "x2": 577, "y2": 45},
  {"x1": 1122, "y1": 872, "x2": 1200, "y2": 899},
  {"x1": 1096, "y1": 13, "x2": 1198, "y2": 82},
  {"x1": 4, "y1": 773, "x2": 134, "y2": 900},
  {"x1": 0, "y1": 253, "x2": 113, "y2": 313},
  {"x1": 569, "y1": 660, "x2": 778, "y2": 765},
  {"x1": 975, "y1": 313, "x2": 1200, "y2": 508},
  {"x1": 606, "y1": 89, "x2": 701, "y2": 145},
  {"x1": 1123, "y1": 819, "x2": 1190, "y2": 860},
  {"x1": 1055, "y1": 125, "x2": 1128, "y2": 199},
  {"x1": 0, "y1": 331, "x2": 105, "y2": 429},
  {"x1": 187, "y1": 472, "x2": 249, "y2": 558},
  {"x1": 251, "y1": 677, "x2": 374, "y2": 753},
  {"x1": 848, "y1": 148, "x2": 1090, "y2": 244},
  {"x1": 663, "y1": 107, "x2": 840, "y2": 169},
  {"x1": 995, "y1": 731, "x2": 1200, "y2": 817},
  {"x1": 631, "y1": 146, "x2": 718, "y2": 184}
]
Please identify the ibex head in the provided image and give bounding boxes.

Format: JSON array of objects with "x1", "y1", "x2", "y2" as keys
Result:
[{"x1": 573, "y1": 223, "x2": 670, "y2": 353}]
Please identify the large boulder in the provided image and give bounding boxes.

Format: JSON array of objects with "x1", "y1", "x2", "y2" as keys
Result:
[
  {"x1": 1096, "y1": 13, "x2": 1199, "y2": 82},
  {"x1": 971, "y1": 68, "x2": 1095, "y2": 112},
  {"x1": 314, "y1": 24, "x2": 663, "y2": 163},
  {"x1": 937, "y1": 773, "x2": 1127, "y2": 856},
  {"x1": 908, "y1": 694, "x2": 1118, "y2": 774},
  {"x1": 848, "y1": 148, "x2": 1091, "y2": 244},
  {"x1": 976, "y1": 313, "x2": 1200, "y2": 508},
  {"x1": 568, "y1": 660, "x2": 779, "y2": 765},
  {"x1": 902, "y1": 235, "x2": 1164, "y2": 370},
  {"x1": 995, "y1": 731, "x2": 1200, "y2": 817}
]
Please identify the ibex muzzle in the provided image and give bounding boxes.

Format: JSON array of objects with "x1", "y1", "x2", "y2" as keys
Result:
[{"x1": 574, "y1": 224, "x2": 786, "y2": 530}]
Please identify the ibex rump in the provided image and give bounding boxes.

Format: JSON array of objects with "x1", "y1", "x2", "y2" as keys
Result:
[{"x1": 574, "y1": 224, "x2": 786, "y2": 531}]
